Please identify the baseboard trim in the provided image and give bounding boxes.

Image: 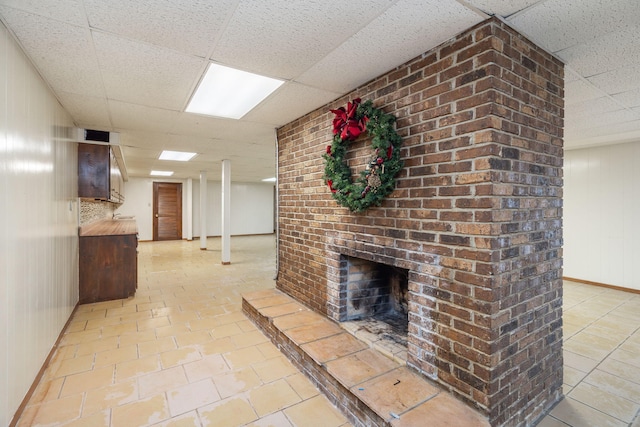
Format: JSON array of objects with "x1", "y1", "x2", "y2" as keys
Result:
[
  {"x1": 563, "y1": 276, "x2": 640, "y2": 294},
  {"x1": 10, "y1": 302, "x2": 80, "y2": 427}
]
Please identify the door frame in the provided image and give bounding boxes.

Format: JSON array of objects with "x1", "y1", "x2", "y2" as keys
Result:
[{"x1": 152, "y1": 182, "x2": 183, "y2": 241}]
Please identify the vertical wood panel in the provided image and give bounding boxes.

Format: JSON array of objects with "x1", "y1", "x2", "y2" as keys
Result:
[
  {"x1": 153, "y1": 182, "x2": 182, "y2": 241},
  {"x1": 0, "y1": 22, "x2": 78, "y2": 426},
  {"x1": 564, "y1": 142, "x2": 640, "y2": 290}
]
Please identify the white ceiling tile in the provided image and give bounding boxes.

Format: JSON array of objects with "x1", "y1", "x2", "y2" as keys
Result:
[
  {"x1": 297, "y1": 0, "x2": 483, "y2": 94},
  {"x1": 56, "y1": 91, "x2": 112, "y2": 129},
  {"x1": 612, "y1": 88, "x2": 640, "y2": 109},
  {"x1": 83, "y1": 0, "x2": 236, "y2": 58},
  {"x1": 210, "y1": 0, "x2": 394, "y2": 80},
  {"x1": 0, "y1": 0, "x2": 87, "y2": 26},
  {"x1": 565, "y1": 79, "x2": 607, "y2": 106},
  {"x1": 243, "y1": 82, "x2": 341, "y2": 125},
  {"x1": 587, "y1": 66, "x2": 640, "y2": 96},
  {"x1": 556, "y1": 26, "x2": 640, "y2": 77},
  {"x1": 92, "y1": 31, "x2": 205, "y2": 110},
  {"x1": 465, "y1": 0, "x2": 541, "y2": 16},
  {"x1": 508, "y1": 0, "x2": 640, "y2": 52},
  {"x1": 565, "y1": 119, "x2": 640, "y2": 149},
  {"x1": 0, "y1": 7, "x2": 105, "y2": 97},
  {"x1": 565, "y1": 97, "x2": 622, "y2": 117},
  {"x1": 170, "y1": 113, "x2": 276, "y2": 144},
  {"x1": 109, "y1": 101, "x2": 179, "y2": 133}
]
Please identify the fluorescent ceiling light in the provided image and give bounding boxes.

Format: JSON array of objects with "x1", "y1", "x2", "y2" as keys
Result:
[
  {"x1": 150, "y1": 170, "x2": 174, "y2": 176},
  {"x1": 159, "y1": 150, "x2": 197, "y2": 161},
  {"x1": 186, "y1": 63, "x2": 284, "y2": 119},
  {"x1": 262, "y1": 177, "x2": 276, "y2": 182}
]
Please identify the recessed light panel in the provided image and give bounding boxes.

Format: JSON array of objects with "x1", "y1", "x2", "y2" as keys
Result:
[
  {"x1": 262, "y1": 177, "x2": 276, "y2": 182},
  {"x1": 186, "y1": 64, "x2": 284, "y2": 119},
  {"x1": 150, "y1": 170, "x2": 174, "y2": 176},
  {"x1": 159, "y1": 150, "x2": 197, "y2": 161}
]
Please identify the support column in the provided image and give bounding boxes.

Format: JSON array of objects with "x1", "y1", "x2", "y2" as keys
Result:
[
  {"x1": 185, "y1": 178, "x2": 193, "y2": 241},
  {"x1": 199, "y1": 171, "x2": 207, "y2": 250},
  {"x1": 221, "y1": 159, "x2": 231, "y2": 265}
]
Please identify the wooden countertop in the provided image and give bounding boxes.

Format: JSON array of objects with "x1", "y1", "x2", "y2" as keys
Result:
[{"x1": 79, "y1": 219, "x2": 138, "y2": 237}]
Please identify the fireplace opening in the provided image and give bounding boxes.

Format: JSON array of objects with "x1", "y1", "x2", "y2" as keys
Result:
[{"x1": 341, "y1": 256, "x2": 409, "y2": 355}]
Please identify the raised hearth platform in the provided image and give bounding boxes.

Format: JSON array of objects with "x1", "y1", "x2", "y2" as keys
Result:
[{"x1": 242, "y1": 288, "x2": 490, "y2": 427}]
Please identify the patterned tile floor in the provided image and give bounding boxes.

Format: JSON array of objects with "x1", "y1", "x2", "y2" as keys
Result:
[{"x1": 14, "y1": 235, "x2": 640, "y2": 426}]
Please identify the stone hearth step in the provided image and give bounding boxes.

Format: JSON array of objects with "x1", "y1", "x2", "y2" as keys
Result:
[{"x1": 242, "y1": 288, "x2": 490, "y2": 427}]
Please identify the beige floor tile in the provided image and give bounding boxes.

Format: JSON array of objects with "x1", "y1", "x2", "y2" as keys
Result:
[
  {"x1": 83, "y1": 379, "x2": 138, "y2": 416},
  {"x1": 119, "y1": 329, "x2": 158, "y2": 347},
  {"x1": 245, "y1": 411, "x2": 294, "y2": 427},
  {"x1": 63, "y1": 409, "x2": 111, "y2": 427},
  {"x1": 138, "y1": 366, "x2": 189, "y2": 398},
  {"x1": 155, "y1": 323, "x2": 191, "y2": 338},
  {"x1": 21, "y1": 393, "x2": 84, "y2": 426},
  {"x1": 175, "y1": 330, "x2": 214, "y2": 347},
  {"x1": 116, "y1": 355, "x2": 161, "y2": 382},
  {"x1": 252, "y1": 356, "x2": 298, "y2": 383},
  {"x1": 231, "y1": 329, "x2": 269, "y2": 348},
  {"x1": 255, "y1": 341, "x2": 282, "y2": 359},
  {"x1": 60, "y1": 366, "x2": 115, "y2": 397},
  {"x1": 166, "y1": 378, "x2": 221, "y2": 416},
  {"x1": 94, "y1": 344, "x2": 138, "y2": 368},
  {"x1": 284, "y1": 395, "x2": 349, "y2": 427},
  {"x1": 29, "y1": 376, "x2": 64, "y2": 405},
  {"x1": 199, "y1": 336, "x2": 237, "y2": 356},
  {"x1": 260, "y1": 302, "x2": 307, "y2": 318},
  {"x1": 151, "y1": 411, "x2": 200, "y2": 427},
  {"x1": 564, "y1": 365, "x2": 589, "y2": 388},
  {"x1": 75, "y1": 335, "x2": 119, "y2": 356},
  {"x1": 249, "y1": 379, "x2": 302, "y2": 417},
  {"x1": 198, "y1": 396, "x2": 258, "y2": 427},
  {"x1": 213, "y1": 366, "x2": 263, "y2": 398},
  {"x1": 111, "y1": 393, "x2": 171, "y2": 427},
  {"x1": 585, "y1": 369, "x2": 640, "y2": 404},
  {"x1": 101, "y1": 321, "x2": 139, "y2": 338},
  {"x1": 138, "y1": 336, "x2": 178, "y2": 357},
  {"x1": 563, "y1": 350, "x2": 599, "y2": 373},
  {"x1": 598, "y1": 358, "x2": 640, "y2": 385},
  {"x1": 550, "y1": 397, "x2": 627, "y2": 427},
  {"x1": 53, "y1": 354, "x2": 94, "y2": 378},
  {"x1": 536, "y1": 415, "x2": 573, "y2": 427},
  {"x1": 188, "y1": 317, "x2": 219, "y2": 331},
  {"x1": 137, "y1": 316, "x2": 172, "y2": 331},
  {"x1": 184, "y1": 354, "x2": 231, "y2": 383},
  {"x1": 610, "y1": 348, "x2": 640, "y2": 369},
  {"x1": 159, "y1": 347, "x2": 202, "y2": 369},
  {"x1": 569, "y1": 382, "x2": 639, "y2": 423},
  {"x1": 223, "y1": 346, "x2": 266, "y2": 369},
  {"x1": 285, "y1": 372, "x2": 321, "y2": 400}
]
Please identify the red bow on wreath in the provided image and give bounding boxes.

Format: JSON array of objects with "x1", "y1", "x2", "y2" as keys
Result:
[{"x1": 330, "y1": 98, "x2": 369, "y2": 141}]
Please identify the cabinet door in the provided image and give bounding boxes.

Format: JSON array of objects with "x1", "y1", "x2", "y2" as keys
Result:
[{"x1": 78, "y1": 143, "x2": 110, "y2": 199}]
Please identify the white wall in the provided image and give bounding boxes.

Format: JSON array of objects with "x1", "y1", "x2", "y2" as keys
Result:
[
  {"x1": 1, "y1": 22, "x2": 79, "y2": 425},
  {"x1": 117, "y1": 177, "x2": 274, "y2": 241},
  {"x1": 564, "y1": 141, "x2": 640, "y2": 290}
]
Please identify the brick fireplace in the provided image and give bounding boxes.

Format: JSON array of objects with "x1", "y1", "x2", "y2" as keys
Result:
[{"x1": 276, "y1": 17, "x2": 563, "y2": 427}]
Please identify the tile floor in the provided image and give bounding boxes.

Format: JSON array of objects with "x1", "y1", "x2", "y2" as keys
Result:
[{"x1": 13, "y1": 235, "x2": 640, "y2": 427}]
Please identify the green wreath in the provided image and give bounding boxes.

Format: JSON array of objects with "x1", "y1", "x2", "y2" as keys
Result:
[{"x1": 323, "y1": 98, "x2": 403, "y2": 213}]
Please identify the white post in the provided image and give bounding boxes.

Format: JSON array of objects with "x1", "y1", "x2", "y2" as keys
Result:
[
  {"x1": 221, "y1": 159, "x2": 231, "y2": 265},
  {"x1": 199, "y1": 171, "x2": 207, "y2": 250},
  {"x1": 186, "y1": 178, "x2": 193, "y2": 241}
]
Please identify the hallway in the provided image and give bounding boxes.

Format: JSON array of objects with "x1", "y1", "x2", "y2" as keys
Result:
[{"x1": 14, "y1": 235, "x2": 640, "y2": 426}]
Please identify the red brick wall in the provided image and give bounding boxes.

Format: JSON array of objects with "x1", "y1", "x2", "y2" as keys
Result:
[{"x1": 276, "y1": 17, "x2": 563, "y2": 427}]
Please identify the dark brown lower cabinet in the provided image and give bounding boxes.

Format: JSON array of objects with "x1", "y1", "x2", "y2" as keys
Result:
[{"x1": 79, "y1": 221, "x2": 137, "y2": 304}]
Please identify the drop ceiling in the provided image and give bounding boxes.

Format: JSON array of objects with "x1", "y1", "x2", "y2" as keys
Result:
[{"x1": 1, "y1": 0, "x2": 638, "y2": 182}]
